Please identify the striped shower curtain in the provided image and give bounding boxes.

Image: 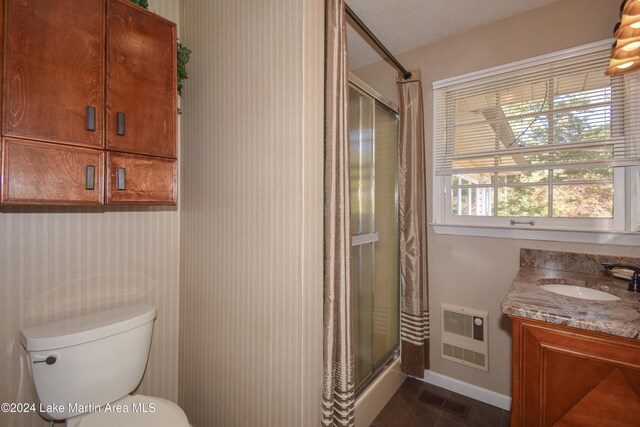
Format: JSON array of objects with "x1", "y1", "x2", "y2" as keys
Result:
[
  {"x1": 397, "y1": 73, "x2": 430, "y2": 377},
  {"x1": 322, "y1": 0, "x2": 355, "y2": 426}
]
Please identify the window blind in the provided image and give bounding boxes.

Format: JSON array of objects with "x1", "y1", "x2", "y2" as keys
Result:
[{"x1": 433, "y1": 41, "x2": 640, "y2": 176}]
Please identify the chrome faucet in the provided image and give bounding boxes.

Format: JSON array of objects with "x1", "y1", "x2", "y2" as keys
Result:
[{"x1": 602, "y1": 263, "x2": 640, "y2": 293}]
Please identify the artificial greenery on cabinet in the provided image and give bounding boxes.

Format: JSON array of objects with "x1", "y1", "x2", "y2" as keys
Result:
[{"x1": 129, "y1": 0, "x2": 149, "y2": 8}]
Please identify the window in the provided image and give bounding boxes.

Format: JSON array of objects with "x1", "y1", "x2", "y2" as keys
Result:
[{"x1": 432, "y1": 40, "x2": 640, "y2": 243}]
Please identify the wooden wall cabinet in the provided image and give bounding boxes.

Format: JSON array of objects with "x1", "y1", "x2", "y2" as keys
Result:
[
  {"x1": 510, "y1": 317, "x2": 640, "y2": 427},
  {"x1": 3, "y1": 0, "x2": 105, "y2": 148},
  {"x1": 107, "y1": 0, "x2": 176, "y2": 158},
  {"x1": 0, "y1": 0, "x2": 177, "y2": 205},
  {"x1": 2, "y1": 139, "x2": 104, "y2": 204},
  {"x1": 106, "y1": 152, "x2": 176, "y2": 204}
]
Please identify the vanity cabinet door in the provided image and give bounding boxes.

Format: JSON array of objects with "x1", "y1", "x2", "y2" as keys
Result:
[
  {"x1": 3, "y1": 0, "x2": 105, "y2": 148},
  {"x1": 106, "y1": 152, "x2": 176, "y2": 205},
  {"x1": 1, "y1": 138, "x2": 104, "y2": 204},
  {"x1": 106, "y1": 0, "x2": 176, "y2": 159},
  {"x1": 511, "y1": 317, "x2": 640, "y2": 427}
]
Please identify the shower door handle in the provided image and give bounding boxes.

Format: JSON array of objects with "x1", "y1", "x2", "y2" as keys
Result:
[{"x1": 351, "y1": 233, "x2": 379, "y2": 246}]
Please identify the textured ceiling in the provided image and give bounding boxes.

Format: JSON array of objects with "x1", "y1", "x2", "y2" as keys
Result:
[{"x1": 346, "y1": 0, "x2": 562, "y2": 70}]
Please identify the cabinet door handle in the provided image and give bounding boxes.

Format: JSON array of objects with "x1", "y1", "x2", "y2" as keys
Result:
[
  {"x1": 85, "y1": 165, "x2": 95, "y2": 190},
  {"x1": 116, "y1": 112, "x2": 125, "y2": 136},
  {"x1": 86, "y1": 106, "x2": 96, "y2": 131},
  {"x1": 116, "y1": 167, "x2": 126, "y2": 190}
]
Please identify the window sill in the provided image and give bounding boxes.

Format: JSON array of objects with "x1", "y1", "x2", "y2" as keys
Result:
[{"x1": 430, "y1": 223, "x2": 640, "y2": 246}]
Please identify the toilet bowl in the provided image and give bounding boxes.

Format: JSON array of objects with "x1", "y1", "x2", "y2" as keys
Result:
[{"x1": 20, "y1": 303, "x2": 188, "y2": 426}]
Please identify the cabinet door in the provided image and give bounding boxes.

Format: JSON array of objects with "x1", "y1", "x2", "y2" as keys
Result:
[
  {"x1": 511, "y1": 318, "x2": 640, "y2": 427},
  {"x1": 3, "y1": 0, "x2": 104, "y2": 148},
  {"x1": 106, "y1": 0, "x2": 176, "y2": 158},
  {"x1": 1, "y1": 138, "x2": 104, "y2": 204},
  {"x1": 106, "y1": 152, "x2": 176, "y2": 204}
]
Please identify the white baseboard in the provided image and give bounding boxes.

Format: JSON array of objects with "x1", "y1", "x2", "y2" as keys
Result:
[{"x1": 418, "y1": 370, "x2": 512, "y2": 411}]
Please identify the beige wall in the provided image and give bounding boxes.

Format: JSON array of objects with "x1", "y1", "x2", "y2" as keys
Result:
[
  {"x1": 353, "y1": 0, "x2": 640, "y2": 396},
  {"x1": 178, "y1": 0, "x2": 324, "y2": 426},
  {"x1": 0, "y1": 2, "x2": 182, "y2": 427}
]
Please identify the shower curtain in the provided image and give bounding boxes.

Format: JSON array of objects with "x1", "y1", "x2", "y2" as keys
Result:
[
  {"x1": 397, "y1": 73, "x2": 430, "y2": 377},
  {"x1": 322, "y1": 0, "x2": 355, "y2": 426}
]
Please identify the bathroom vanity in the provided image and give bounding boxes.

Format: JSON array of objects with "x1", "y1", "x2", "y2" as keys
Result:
[{"x1": 501, "y1": 249, "x2": 640, "y2": 427}]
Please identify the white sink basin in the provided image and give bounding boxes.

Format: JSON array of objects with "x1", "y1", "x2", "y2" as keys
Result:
[{"x1": 540, "y1": 284, "x2": 620, "y2": 301}]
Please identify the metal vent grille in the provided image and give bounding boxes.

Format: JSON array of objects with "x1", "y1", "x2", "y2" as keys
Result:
[{"x1": 441, "y1": 304, "x2": 488, "y2": 371}]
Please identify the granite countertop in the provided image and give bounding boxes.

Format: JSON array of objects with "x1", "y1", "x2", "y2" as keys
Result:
[{"x1": 501, "y1": 250, "x2": 640, "y2": 340}]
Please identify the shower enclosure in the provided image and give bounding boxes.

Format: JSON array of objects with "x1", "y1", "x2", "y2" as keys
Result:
[{"x1": 348, "y1": 81, "x2": 400, "y2": 394}]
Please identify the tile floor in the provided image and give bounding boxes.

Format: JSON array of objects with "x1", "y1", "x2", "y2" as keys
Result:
[{"x1": 370, "y1": 378, "x2": 510, "y2": 427}]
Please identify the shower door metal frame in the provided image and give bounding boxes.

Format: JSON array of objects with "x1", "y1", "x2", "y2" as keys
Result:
[{"x1": 348, "y1": 77, "x2": 401, "y2": 397}]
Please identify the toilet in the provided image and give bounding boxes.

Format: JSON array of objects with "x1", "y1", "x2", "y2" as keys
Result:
[{"x1": 20, "y1": 303, "x2": 189, "y2": 426}]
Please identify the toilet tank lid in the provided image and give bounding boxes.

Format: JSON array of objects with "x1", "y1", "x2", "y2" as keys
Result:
[{"x1": 20, "y1": 303, "x2": 157, "y2": 351}]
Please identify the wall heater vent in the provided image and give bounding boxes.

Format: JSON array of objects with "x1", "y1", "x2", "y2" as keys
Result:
[{"x1": 441, "y1": 304, "x2": 488, "y2": 371}]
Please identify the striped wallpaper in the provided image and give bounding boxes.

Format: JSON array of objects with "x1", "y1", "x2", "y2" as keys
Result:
[
  {"x1": 178, "y1": 0, "x2": 325, "y2": 426},
  {"x1": 0, "y1": 2, "x2": 181, "y2": 426}
]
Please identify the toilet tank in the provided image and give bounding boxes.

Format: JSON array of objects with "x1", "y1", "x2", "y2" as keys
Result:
[{"x1": 20, "y1": 303, "x2": 157, "y2": 420}]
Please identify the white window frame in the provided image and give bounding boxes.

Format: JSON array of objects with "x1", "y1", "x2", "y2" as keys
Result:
[{"x1": 431, "y1": 40, "x2": 640, "y2": 246}]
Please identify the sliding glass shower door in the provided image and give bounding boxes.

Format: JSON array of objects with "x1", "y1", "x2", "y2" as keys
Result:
[{"x1": 349, "y1": 83, "x2": 399, "y2": 393}]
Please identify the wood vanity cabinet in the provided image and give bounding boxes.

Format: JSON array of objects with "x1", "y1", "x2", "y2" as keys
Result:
[
  {"x1": 0, "y1": 0, "x2": 176, "y2": 205},
  {"x1": 510, "y1": 317, "x2": 640, "y2": 427}
]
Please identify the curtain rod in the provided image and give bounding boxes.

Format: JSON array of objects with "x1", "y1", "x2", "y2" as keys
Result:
[{"x1": 345, "y1": 3, "x2": 412, "y2": 80}]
